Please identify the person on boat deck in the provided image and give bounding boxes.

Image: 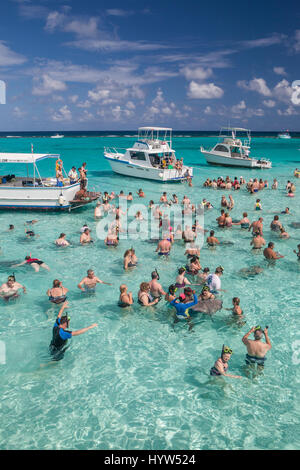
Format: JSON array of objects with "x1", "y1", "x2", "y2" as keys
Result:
[
  {"x1": 79, "y1": 162, "x2": 88, "y2": 188},
  {"x1": 56, "y1": 166, "x2": 64, "y2": 187},
  {"x1": 242, "y1": 325, "x2": 271, "y2": 371},
  {"x1": 78, "y1": 269, "x2": 111, "y2": 292},
  {"x1": 49, "y1": 302, "x2": 97, "y2": 361},
  {"x1": 68, "y1": 166, "x2": 78, "y2": 185},
  {"x1": 55, "y1": 157, "x2": 63, "y2": 172}
]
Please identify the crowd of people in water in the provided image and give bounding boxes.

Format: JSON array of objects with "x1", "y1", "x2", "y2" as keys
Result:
[{"x1": 1, "y1": 171, "x2": 299, "y2": 378}]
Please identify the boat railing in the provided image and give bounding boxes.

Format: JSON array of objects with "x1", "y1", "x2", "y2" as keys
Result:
[{"x1": 104, "y1": 146, "x2": 127, "y2": 154}]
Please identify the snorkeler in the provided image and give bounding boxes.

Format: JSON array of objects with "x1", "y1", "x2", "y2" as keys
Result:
[
  {"x1": 49, "y1": 302, "x2": 97, "y2": 361},
  {"x1": 149, "y1": 270, "x2": 166, "y2": 300},
  {"x1": 210, "y1": 345, "x2": 242, "y2": 379},
  {"x1": 12, "y1": 255, "x2": 50, "y2": 272},
  {"x1": 0, "y1": 275, "x2": 26, "y2": 301},
  {"x1": 77, "y1": 269, "x2": 112, "y2": 292},
  {"x1": 47, "y1": 280, "x2": 68, "y2": 305},
  {"x1": 242, "y1": 325, "x2": 271, "y2": 370}
]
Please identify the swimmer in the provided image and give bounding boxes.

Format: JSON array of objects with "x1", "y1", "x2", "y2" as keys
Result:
[
  {"x1": 249, "y1": 217, "x2": 263, "y2": 236},
  {"x1": 270, "y1": 215, "x2": 282, "y2": 232},
  {"x1": 182, "y1": 226, "x2": 196, "y2": 243},
  {"x1": 118, "y1": 284, "x2": 133, "y2": 308},
  {"x1": 255, "y1": 199, "x2": 262, "y2": 211},
  {"x1": 55, "y1": 233, "x2": 70, "y2": 247},
  {"x1": 272, "y1": 179, "x2": 278, "y2": 190},
  {"x1": 232, "y1": 212, "x2": 250, "y2": 229},
  {"x1": 149, "y1": 271, "x2": 166, "y2": 299},
  {"x1": 281, "y1": 207, "x2": 290, "y2": 215},
  {"x1": 25, "y1": 220, "x2": 38, "y2": 225},
  {"x1": 196, "y1": 267, "x2": 210, "y2": 285},
  {"x1": 47, "y1": 280, "x2": 68, "y2": 305},
  {"x1": 94, "y1": 201, "x2": 103, "y2": 219},
  {"x1": 123, "y1": 249, "x2": 138, "y2": 270},
  {"x1": 8, "y1": 225, "x2": 14, "y2": 231},
  {"x1": 137, "y1": 188, "x2": 145, "y2": 198},
  {"x1": 186, "y1": 256, "x2": 201, "y2": 275},
  {"x1": 169, "y1": 290, "x2": 198, "y2": 323},
  {"x1": 250, "y1": 233, "x2": 266, "y2": 250},
  {"x1": 155, "y1": 234, "x2": 171, "y2": 257},
  {"x1": 293, "y1": 244, "x2": 300, "y2": 260},
  {"x1": 216, "y1": 210, "x2": 226, "y2": 227},
  {"x1": 210, "y1": 345, "x2": 242, "y2": 379},
  {"x1": 25, "y1": 228, "x2": 39, "y2": 238},
  {"x1": 225, "y1": 297, "x2": 243, "y2": 316},
  {"x1": 279, "y1": 227, "x2": 289, "y2": 239},
  {"x1": 206, "y1": 266, "x2": 225, "y2": 294},
  {"x1": 184, "y1": 241, "x2": 200, "y2": 258},
  {"x1": 263, "y1": 242, "x2": 284, "y2": 260},
  {"x1": 224, "y1": 213, "x2": 232, "y2": 228},
  {"x1": 175, "y1": 267, "x2": 191, "y2": 289},
  {"x1": 165, "y1": 285, "x2": 177, "y2": 302},
  {"x1": 206, "y1": 230, "x2": 220, "y2": 247},
  {"x1": 242, "y1": 325, "x2": 271, "y2": 372},
  {"x1": 12, "y1": 255, "x2": 50, "y2": 272},
  {"x1": 105, "y1": 229, "x2": 119, "y2": 247},
  {"x1": 198, "y1": 285, "x2": 215, "y2": 300},
  {"x1": 80, "y1": 228, "x2": 93, "y2": 244},
  {"x1": 49, "y1": 302, "x2": 97, "y2": 361},
  {"x1": 0, "y1": 275, "x2": 26, "y2": 301},
  {"x1": 78, "y1": 269, "x2": 112, "y2": 292},
  {"x1": 138, "y1": 282, "x2": 159, "y2": 306}
]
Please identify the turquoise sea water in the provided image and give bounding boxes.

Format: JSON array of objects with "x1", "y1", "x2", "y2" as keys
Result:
[{"x1": 0, "y1": 135, "x2": 300, "y2": 450}]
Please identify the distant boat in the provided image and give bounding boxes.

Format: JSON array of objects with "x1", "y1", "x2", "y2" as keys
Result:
[
  {"x1": 200, "y1": 127, "x2": 272, "y2": 168},
  {"x1": 6, "y1": 135, "x2": 22, "y2": 138},
  {"x1": 51, "y1": 133, "x2": 64, "y2": 139},
  {"x1": 278, "y1": 130, "x2": 291, "y2": 139},
  {"x1": 104, "y1": 126, "x2": 193, "y2": 182}
]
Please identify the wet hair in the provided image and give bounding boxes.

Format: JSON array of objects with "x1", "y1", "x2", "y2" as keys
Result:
[
  {"x1": 268, "y1": 242, "x2": 274, "y2": 248},
  {"x1": 59, "y1": 233, "x2": 66, "y2": 238},
  {"x1": 53, "y1": 279, "x2": 61, "y2": 288},
  {"x1": 119, "y1": 284, "x2": 127, "y2": 293},
  {"x1": 232, "y1": 297, "x2": 240, "y2": 305},
  {"x1": 178, "y1": 267, "x2": 186, "y2": 275},
  {"x1": 203, "y1": 267, "x2": 210, "y2": 273},
  {"x1": 274, "y1": 215, "x2": 279, "y2": 220},
  {"x1": 243, "y1": 212, "x2": 248, "y2": 217},
  {"x1": 151, "y1": 271, "x2": 158, "y2": 279},
  {"x1": 60, "y1": 315, "x2": 69, "y2": 326},
  {"x1": 140, "y1": 282, "x2": 149, "y2": 292},
  {"x1": 168, "y1": 284, "x2": 177, "y2": 295},
  {"x1": 210, "y1": 230, "x2": 215, "y2": 236},
  {"x1": 190, "y1": 256, "x2": 198, "y2": 263},
  {"x1": 124, "y1": 250, "x2": 131, "y2": 258}
]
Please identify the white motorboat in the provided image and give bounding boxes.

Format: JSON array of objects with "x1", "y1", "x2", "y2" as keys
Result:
[
  {"x1": 0, "y1": 151, "x2": 99, "y2": 211},
  {"x1": 200, "y1": 127, "x2": 272, "y2": 168},
  {"x1": 51, "y1": 133, "x2": 64, "y2": 138},
  {"x1": 277, "y1": 130, "x2": 291, "y2": 139},
  {"x1": 104, "y1": 127, "x2": 193, "y2": 182}
]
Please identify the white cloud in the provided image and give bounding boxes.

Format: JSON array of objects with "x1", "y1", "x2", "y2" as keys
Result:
[
  {"x1": 51, "y1": 105, "x2": 72, "y2": 121},
  {"x1": 187, "y1": 81, "x2": 224, "y2": 99},
  {"x1": 181, "y1": 66, "x2": 213, "y2": 81},
  {"x1": 263, "y1": 99, "x2": 276, "y2": 108},
  {"x1": 0, "y1": 41, "x2": 27, "y2": 66},
  {"x1": 240, "y1": 34, "x2": 285, "y2": 49},
  {"x1": 204, "y1": 106, "x2": 213, "y2": 115},
  {"x1": 273, "y1": 79, "x2": 293, "y2": 104},
  {"x1": 45, "y1": 11, "x2": 65, "y2": 32},
  {"x1": 277, "y1": 106, "x2": 298, "y2": 116},
  {"x1": 32, "y1": 74, "x2": 67, "y2": 96},
  {"x1": 65, "y1": 38, "x2": 168, "y2": 52},
  {"x1": 79, "y1": 110, "x2": 94, "y2": 122},
  {"x1": 273, "y1": 67, "x2": 287, "y2": 76},
  {"x1": 237, "y1": 78, "x2": 271, "y2": 96},
  {"x1": 106, "y1": 9, "x2": 134, "y2": 17},
  {"x1": 64, "y1": 17, "x2": 99, "y2": 38},
  {"x1": 69, "y1": 95, "x2": 79, "y2": 103},
  {"x1": 231, "y1": 100, "x2": 246, "y2": 114},
  {"x1": 126, "y1": 101, "x2": 135, "y2": 110}
]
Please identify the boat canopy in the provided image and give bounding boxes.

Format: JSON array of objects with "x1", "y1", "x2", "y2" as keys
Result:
[{"x1": 0, "y1": 153, "x2": 60, "y2": 164}]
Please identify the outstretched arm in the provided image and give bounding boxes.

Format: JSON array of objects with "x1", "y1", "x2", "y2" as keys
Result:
[{"x1": 72, "y1": 323, "x2": 98, "y2": 336}]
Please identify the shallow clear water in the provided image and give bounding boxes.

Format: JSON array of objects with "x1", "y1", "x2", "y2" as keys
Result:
[{"x1": 0, "y1": 136, "x2": 300, "y2": 450}]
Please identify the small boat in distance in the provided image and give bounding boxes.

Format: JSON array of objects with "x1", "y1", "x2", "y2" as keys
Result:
[
  {"x1": 104, "y1": 127, "x2": 193, "y2": 182},
  {"x1": 51, "y1": 133, "x2": 64, "y2": 139},
  {"x1": 200, "y1": 127, "x2": 272, "y2": 168},
  {"x1": 277, "y1": 130, "x2": 291, "y2": 139}
]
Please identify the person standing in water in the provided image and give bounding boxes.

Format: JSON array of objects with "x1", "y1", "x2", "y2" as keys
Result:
[
  {"x1": 210, "y1": 345, "x2": 242, "y2": 379},
  {"x1": 49, "y1": 302, "x2": 97, "y2": 361},
  {"x1": 78, "y1": 269, "x2": 112, "y2": 292},
  {"x1": 0, "y1": 275, "x2": 26, "y2": 301},
  {"x1": 149, "y1": 271, "x2": 166, "y2": 300},
  {"x1": 242, "y1": 325, "x2": 271, "y2": 371}
]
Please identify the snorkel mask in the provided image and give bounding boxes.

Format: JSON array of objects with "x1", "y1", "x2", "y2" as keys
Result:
[{"x1": 222, "y1": 344, "x2": 233, "y2": 356}]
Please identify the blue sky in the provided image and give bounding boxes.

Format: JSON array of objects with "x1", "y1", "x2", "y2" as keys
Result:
[{"x1": 0, "y1": 0, "x2": 299, "y2": 130}]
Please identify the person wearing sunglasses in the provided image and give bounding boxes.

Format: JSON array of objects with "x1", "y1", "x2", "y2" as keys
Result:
[
  {"x1": 49, "y1": 302, "x2": 97, "y2": 361},
  {"x1": 210, "y1": 345, "x2": 242, "y2": 379},
  {"x1": 242, "y1": 325, "x2": 271, "y2": 370}
]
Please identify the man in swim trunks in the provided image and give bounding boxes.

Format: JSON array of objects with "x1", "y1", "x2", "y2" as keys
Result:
[
  {"x1": 78, "y1": 269, "x2": 111, "y2": 292},
  {"x1": 250, "y1": 233, "x2": 266, "y2": 250},
  {"x1": 206, "y1": 230, "x2": 220, "y2": 247},
  {"x1": 216, "y1": 210, "x2": 226, "y2": 227},
  {"x1": 155, "y1": 234, "x2": 171, "y2": 256},
  {"x1": 242, "y1": 325, "x2": 271, "y2": 371},
  {"x1": 0, "y1": 275, "x2": 26, "y2": 301},
  {"x1": 80, "y1": 228, "x2": 93, "y2": 244},
  {"x1": 49, "y1": 302, "x2": 97, "y2": 361},
  {"x1": 149, "y1": 271, "x2": 166, "y2": 299},
  {"x1": 263, "y1": 242, "x2": 284, "y2": 260},
  {"x1": 249, "y1": 217, "x2": 263, "y2": 236}
]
